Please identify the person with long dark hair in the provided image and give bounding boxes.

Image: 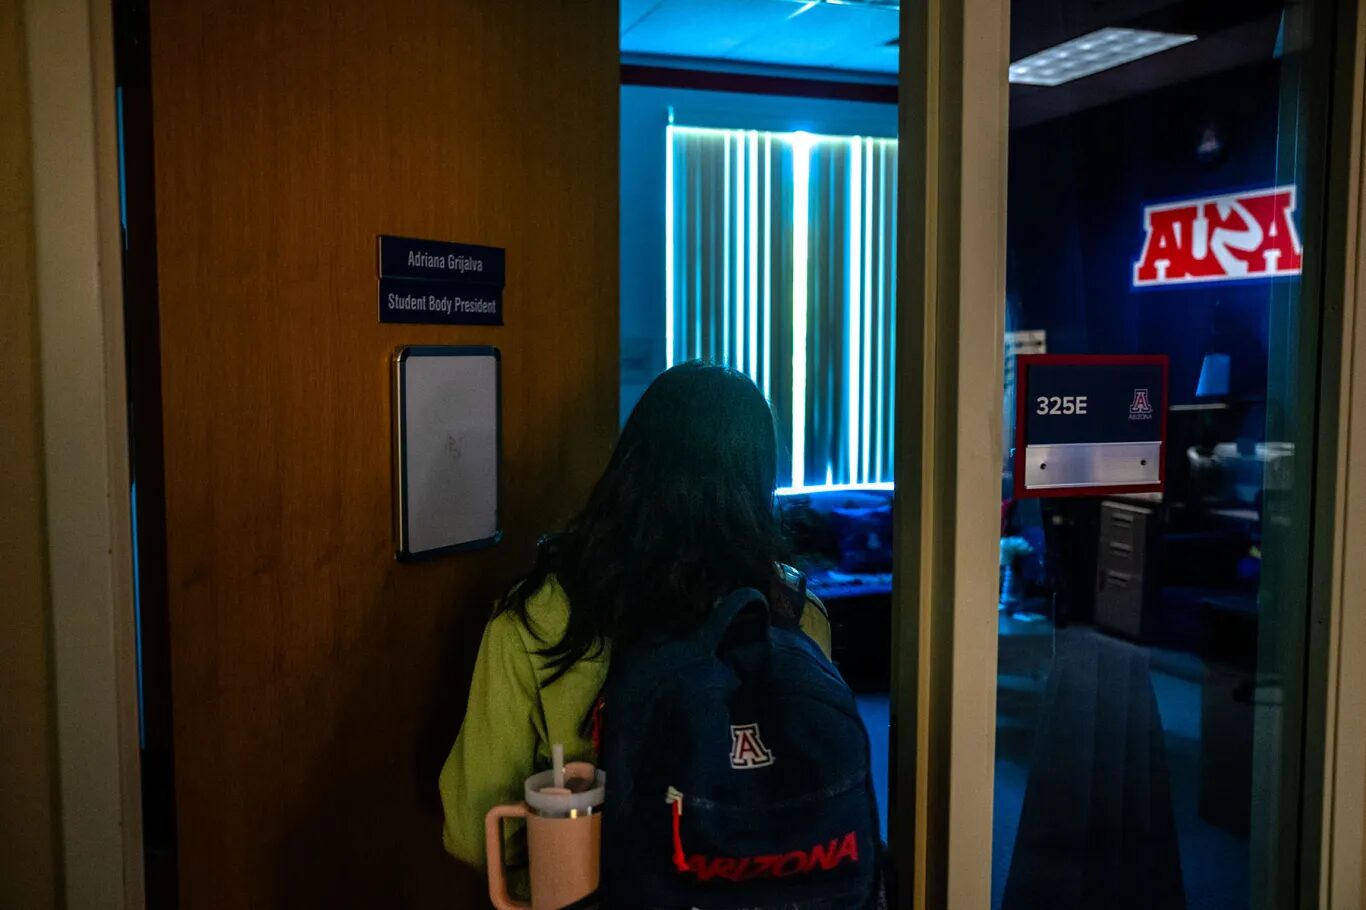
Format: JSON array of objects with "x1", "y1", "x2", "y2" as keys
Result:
[{"x1": 439, "y1": 361, "x2": 831, "y2": 868}]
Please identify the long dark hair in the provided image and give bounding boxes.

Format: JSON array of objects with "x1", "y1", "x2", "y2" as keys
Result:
[{"x1": 498, "y1": 361, "x2": 789, "y2": 682}]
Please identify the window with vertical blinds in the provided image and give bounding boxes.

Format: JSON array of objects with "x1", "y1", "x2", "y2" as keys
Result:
[{"x1": 666, "y1": 125, "x2": 898, "y2": 491}]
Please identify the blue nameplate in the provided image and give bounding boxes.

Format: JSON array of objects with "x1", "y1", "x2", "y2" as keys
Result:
[
  {"x1": 379, "y1": 276, "x2": 503, "y2": 326},
  {"x1": 378, "y1": 235, "x2": 505, "y2": 285}
]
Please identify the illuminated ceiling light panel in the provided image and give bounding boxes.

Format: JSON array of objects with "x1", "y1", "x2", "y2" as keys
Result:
[{"x1": 1009, "y1": 28, "x2": 1196, "y2": 87}]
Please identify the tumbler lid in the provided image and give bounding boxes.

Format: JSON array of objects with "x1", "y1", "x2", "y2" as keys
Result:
[{"x1": 524, "y1": 762, "x2": 605, "y2": 816}]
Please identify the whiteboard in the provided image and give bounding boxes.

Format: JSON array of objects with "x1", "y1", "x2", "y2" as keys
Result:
[{"x1": 392, "y1": 346, "x2": 501, "y2": 560}]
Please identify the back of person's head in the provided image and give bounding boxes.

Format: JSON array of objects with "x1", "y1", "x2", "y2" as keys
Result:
[
  {"x1": 500, "y1": 361, "x2": 787, "y2": 679},
  {"x1": 609, "y1": 360, "x2": 779, "y2": 545}
]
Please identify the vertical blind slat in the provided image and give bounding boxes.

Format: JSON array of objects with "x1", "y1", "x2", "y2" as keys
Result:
[{"x1": 668, "y1": 126, "x2": 897, "y2": 488}]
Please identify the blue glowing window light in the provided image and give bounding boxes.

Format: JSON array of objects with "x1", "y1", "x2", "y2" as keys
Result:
[{"x1": 667, "y1": 126, "x2": 898, "y2": 492}]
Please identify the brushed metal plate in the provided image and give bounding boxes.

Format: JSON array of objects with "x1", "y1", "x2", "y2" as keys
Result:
[{"x1": 1023, "y1": 441, "x2": 1161, "y2": 490}]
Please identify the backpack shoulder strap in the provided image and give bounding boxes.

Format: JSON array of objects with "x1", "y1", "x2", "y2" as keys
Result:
[{"x1": 699, "y1": 587, "x2": 770, "y2": 653}]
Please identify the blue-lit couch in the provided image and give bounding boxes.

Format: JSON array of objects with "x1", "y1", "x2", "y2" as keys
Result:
[{"x1": 780, "y1": 488, "x2": 894, "y2": 691}]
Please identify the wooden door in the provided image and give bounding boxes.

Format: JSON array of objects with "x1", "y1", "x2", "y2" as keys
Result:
[{"x1": 145, "y1": 2, "x2": 618, "y2": 905}]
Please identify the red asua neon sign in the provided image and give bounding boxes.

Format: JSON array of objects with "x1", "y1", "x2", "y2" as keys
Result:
[{"x1": 1132, "y1": 185, "x2": 1303, "y2": 287}]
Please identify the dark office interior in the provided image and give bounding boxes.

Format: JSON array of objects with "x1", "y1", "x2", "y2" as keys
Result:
[{"x1": 619, "y1": 2, "x2": 1301, "y2": 907}]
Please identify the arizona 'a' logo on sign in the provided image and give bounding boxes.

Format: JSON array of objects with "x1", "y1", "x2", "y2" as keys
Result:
[
  {"x1": 1133, "y1": 186, "x2": 1303, "y2": 287},
  {"x1": 730, "y1": 723, "x2": 776, "y2": 769},
  {"x1": 1130, "y1": 388, "x2": 1153, "y2": 420}
]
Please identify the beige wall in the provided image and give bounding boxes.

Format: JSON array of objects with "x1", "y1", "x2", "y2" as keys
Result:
[
  {"x1": 1325, "y1": 2, "x2": 1366, "y2": 904},
  {"x1": 0, "y1": 0, "x2": 60, "y2": 906},
  {"x1": 1355, "y1": 39, "x2": 1366, "y2": 898}
]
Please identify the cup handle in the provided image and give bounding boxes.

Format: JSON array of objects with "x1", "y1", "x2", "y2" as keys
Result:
[{"x1": 485, "y1": 802, "x2": 531, "y2": 910}]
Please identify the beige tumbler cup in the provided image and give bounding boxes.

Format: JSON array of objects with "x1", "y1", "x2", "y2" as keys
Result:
[{"x1": 485, "y1": 761, "x2": 605, "y2": 910}]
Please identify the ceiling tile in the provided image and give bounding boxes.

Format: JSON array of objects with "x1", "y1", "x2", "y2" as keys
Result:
[
  {"x1": 621, "y1": 0, "x2": 665, "y2": 33},
  {"x1": 621, "y1": 0, "x2": 900, "y2": 75},
  {"x1": 621, "y1": 0, "x2": 794, "y2": 59}
]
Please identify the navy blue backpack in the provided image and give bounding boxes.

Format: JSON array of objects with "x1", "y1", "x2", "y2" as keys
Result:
[{"x1": 597, "y1": 588, "x2": 882, "y2": 909}]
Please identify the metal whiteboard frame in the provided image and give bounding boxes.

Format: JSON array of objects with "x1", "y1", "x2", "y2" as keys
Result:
[{"x1": 391, "y1": 345, "x2": 503, "y2": 561}]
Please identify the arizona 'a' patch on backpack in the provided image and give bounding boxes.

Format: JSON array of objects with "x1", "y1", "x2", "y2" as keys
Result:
[{"x1": 597, "y1": 588, "x2": 881, "y2": 909}]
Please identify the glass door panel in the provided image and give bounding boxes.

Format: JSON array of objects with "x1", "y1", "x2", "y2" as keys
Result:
[{"x1": 993, "y1": 3, "x2": 1335, "y2": 908}]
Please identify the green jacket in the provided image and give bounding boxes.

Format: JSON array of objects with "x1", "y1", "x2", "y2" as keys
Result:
[{"x1": 439, "y1": 576, "x2": 832, "y2": 868}]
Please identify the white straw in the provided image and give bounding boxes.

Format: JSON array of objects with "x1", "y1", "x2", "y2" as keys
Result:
[{"x1": 552, "y1": 743, "x2": 565, "y2": 790}]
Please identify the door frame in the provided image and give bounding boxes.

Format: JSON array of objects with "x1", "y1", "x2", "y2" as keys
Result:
[
  {"x1": 23, "y1": 0, "x2": 143, "y2": 905},
  {"x1": 891, "y1": 0, "x2": 1009, "y2": 907},
  {"x1": 1319, "y1": 2, "x2": 1366, "y2": 907}
]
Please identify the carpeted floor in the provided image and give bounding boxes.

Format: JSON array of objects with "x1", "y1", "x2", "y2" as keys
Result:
[
  {"x1": 992, "y1": 624, "x2": 1250, "y2": 910},
  {"x1": 855, "y1": 619, "x2": 1252, "y2": 910},
  {"x1": 855, "y1": 693, "x2": 890, "y2": 841}
]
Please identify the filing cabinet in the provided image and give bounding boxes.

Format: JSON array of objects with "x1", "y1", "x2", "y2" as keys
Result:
[{"x1": 1094, "y1": 499, "x2": 1158, "y2": 639}]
